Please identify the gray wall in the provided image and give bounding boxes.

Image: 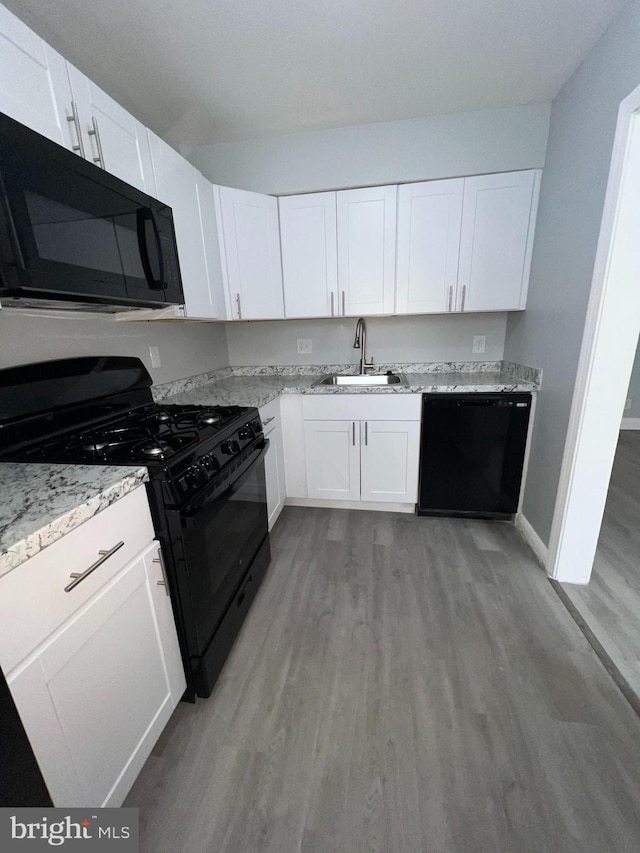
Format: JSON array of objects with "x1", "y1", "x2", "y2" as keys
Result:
[
  {"x1": 504, "y1": 0, "x2": 640, "y2": 544},
  {"x1": 0, "y1": 310, "x2": 229, "y2": 385},
  {"x1": 226, "y1": 314, "x2": 507, "y2": 368},
  {"x1": 187, "y1": 105, "x2": 550, "y2": 195},
  {"x1": 624, "y1": 337, "x2": 640, "y2": 420}
]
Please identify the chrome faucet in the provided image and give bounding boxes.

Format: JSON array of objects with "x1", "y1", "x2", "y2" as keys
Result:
[{"x1": 353, "y1": 317, "x2": 374, "y2": 374}]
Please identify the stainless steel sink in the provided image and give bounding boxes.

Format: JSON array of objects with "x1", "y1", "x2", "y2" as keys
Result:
[{"x1": 312, "y1": 373, "x2": 408, "y2": 387}]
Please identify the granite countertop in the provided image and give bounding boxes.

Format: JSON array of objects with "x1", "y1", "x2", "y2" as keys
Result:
[
  {"x1": 163, "y1": 370, "x2": 537, "y2": 409},
  {"x1": 0, "y1": 464, "x2": 148, "y2": 579}
]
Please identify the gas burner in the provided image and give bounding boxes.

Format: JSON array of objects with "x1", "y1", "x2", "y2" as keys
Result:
[
  {"x1": 139, "y1": 440, "x2": 173, "y2": 459},
  {"x1": 81, "y1": 440, "x2": 119, "y2": 455},
  {"x1": 144, "y1": 410, "x2": 171, "y2": 423},
  {"x1": 198, "y1": 412, "x2": 222, "y2": 426}
]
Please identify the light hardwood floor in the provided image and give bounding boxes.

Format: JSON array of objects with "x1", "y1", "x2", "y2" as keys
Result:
[
  {"x1": 126, "y1": 506, "x2": 640, "y2": 852},
  {"x1": 559, "y1": 430, "x2": 640, "y2": 701}
]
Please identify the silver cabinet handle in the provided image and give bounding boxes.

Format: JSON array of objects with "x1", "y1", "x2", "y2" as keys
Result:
[
  {"x1": 152, "y1": 550, "x2": 170, "y2": 596},
  {"x1": 236, "y1": 293, "x2": 242, "y2": 319},
  {"x1": 342, "y1": 291, "x2": 346, "y2": 316},
  {"x1": 330, "y1": 292, "x2": 335, "y2": 316},
  {"x1": 461, "y1": 285, "x2": 466, "y2": 312},
  {"x1": 448, "y1": 285, "x2": 453, "y2": 312},
  {"x1": 66, "y1": 101, "x2": 86, "y2": 159},
  {"x1": 65, "y1": 541, "x2": 124, "y2": 592},
  {"x1": 364, "y1": 421, "x2": 368, "y2": 446},
  {"x1": 88, "y1": 116, "x2": 106, "y2": 169},
  {"x1": 262, "y1": 416, "x2": 275, "y2": 427},
  {"x1": 352, "y1": 422, "x2": 355, "y2": 446}
]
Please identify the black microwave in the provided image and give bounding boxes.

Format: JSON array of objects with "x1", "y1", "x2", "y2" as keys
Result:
[{"x1": 0, "y1": 111, "x2": 184, "y2": 312}]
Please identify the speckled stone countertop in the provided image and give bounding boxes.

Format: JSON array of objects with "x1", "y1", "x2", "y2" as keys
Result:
[
  {"x1": 0, "y1": 464, "x2": 148, "y2": 579},
  {"x1": 164, "y1": 370, "x2": 537, "y2": 409}
]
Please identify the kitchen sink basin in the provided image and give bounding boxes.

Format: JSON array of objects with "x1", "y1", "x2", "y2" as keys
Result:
[{"x1": 312, "y1": 373, "x2": 408, "y2": 387}]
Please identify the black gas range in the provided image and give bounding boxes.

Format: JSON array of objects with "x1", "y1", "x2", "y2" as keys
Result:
[{"x1": 0, "y1": 356, "x2": 271, "y2": 700}]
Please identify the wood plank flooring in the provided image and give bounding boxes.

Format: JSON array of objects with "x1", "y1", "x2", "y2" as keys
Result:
[
  {"x1": 559, "y1": 431, "x2": 640, "y2": 699},
  {"x1": 126, "y1": 507, "x2": 640, "y2": 852}
]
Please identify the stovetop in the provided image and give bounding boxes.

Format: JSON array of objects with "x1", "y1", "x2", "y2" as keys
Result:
[{"x1": 3, "y1": 403, "x2": 253, "y2": 466}]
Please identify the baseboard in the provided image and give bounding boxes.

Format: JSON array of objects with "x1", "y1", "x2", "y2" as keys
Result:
[
  {"x1": 515, "y1": 512, "x2": 549, "y2": 569},
  {"x1": 284, "y1": 497, "x2": 415, "y2": 513},
  {"x1": 621, "y1": 417, "x2": 640, "y2": 430}
]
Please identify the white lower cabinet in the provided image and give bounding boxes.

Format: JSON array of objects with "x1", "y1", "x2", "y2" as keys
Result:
[
  {"x1": 260, "y1": 399, "x2": 286, "y2": 530},
  {"x1": 360, "y1": 420, "x2": 420, "y2": 503},
  {"x1": 304, "y1": 420, "x2": 361, "y2": 501},
  {"x1": 300, "y1": 395, "x2": 422, "y2": 505},
  {"x1": 0, "y1": 488, "x2": 186, "y2": 807}
]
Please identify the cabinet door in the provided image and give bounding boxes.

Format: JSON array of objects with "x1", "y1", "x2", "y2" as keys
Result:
[
  {"x1": 0, "y1": 6, "x2": 72, "y2": 148},
  {"x1": 304, "y1": 420, "x2": 360, "y2": 501},
  {"x1": 149, "y1": 132, "x2": 212, "y2": 318},
  {"x1": 194, "y1": 173, "x2": 227, "y2": 319},
  {"x1": 396, "y1": 179, "x2": 463, "y2": 314},
  {"x1": 66, "y1": 64, "x2": 155, "y2": 195},
  {"x1": 337, "y1": 185, "x2": 397, "y2": 316},
  {"x1": 8, "y1": 543, "x2": 185, "y2": 807},
  {"x1": 458, "y1": 170, "x2": 540, "y2": 312},
  {"x1": 264, "y1": 420, "x2": 286, "y2": 529},
  {"x1": 218, "y1": 186, "x2": 284, "y2": 320},
  {"x1": 279, "y1": 192, "x2": 338, "y2": 318},
  {"x1": 360, "y1": 420, "x2": 420, "y2": 503}
]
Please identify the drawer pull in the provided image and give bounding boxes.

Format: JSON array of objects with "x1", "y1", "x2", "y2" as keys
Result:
[
  {"x1": 152, "y1": 550, "x2": 170, "y2": 596},
  {"x1": 64, "y1": 541, "x2": 124, "y2": 592},
  {"x1": 262, "y1": 417, "x2": 275, "y2": 427}
]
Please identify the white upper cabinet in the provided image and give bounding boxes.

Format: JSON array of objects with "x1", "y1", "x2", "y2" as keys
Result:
[
  {"x1": 396, "y1": 179, "x2": 464, "y2": 314},
  {"x1": 66, "y1": 64, "x2": 155, "y2": 195},
  {"x1": 0, "y1": 5, "x2": 72, "y2": 147},
  {"x1": 458, "y1": 170, "x2": 541, "y2": 312},
  {"x1": 279, "y1": 192, "x2": 338, "y2": 318},
  {"x1": 148, "y1": 132, "x2": 214, "y2": 318},
  {"x1": 194, "y1": 172, "x2": 227, "y2": 319},
  {"x1": 217, "y1": 186, "x2": 284, "y2": 320},
  {"x1": 337, "y1": 185, "x2": 397, "y2": 316}
]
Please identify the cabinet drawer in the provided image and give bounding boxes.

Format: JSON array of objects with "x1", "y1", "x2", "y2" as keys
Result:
[
  {"x1": 302, "y1": 393, "x2": 421, "y2": 422},
  {"x1": 0, "y1": 485, "x2": 154, "y2": 673},
  {"x1": 259, "y1": 398, "x2": 280, "y2": 436}
]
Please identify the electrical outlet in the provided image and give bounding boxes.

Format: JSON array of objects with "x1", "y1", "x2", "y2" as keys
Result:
[
  {"x1": 149, "y1": 346, "x2": 161, "y2": 368},
  {"x1": 625, "y1": 397, "x2": 632, "y2": 411},
  {"x1": 472, "y1": 335, "x2": 486, "y2": 354},
  {"x1": 297, "y1": 338, "x2": 312, "y2": 354}
]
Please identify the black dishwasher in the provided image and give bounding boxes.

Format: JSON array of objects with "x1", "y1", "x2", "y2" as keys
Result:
[{"x1": 417, "y1": 393, "x2": 531, "y2": 519}]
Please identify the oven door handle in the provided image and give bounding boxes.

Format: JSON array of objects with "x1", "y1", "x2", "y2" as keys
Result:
[{"x1": 181, "y1": 439, "x2": 269, "y2": 520}]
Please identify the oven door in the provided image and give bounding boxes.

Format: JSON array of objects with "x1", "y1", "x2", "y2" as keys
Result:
[{"x1": 179, "y1": 442, "x2": 269, "y2": 656}]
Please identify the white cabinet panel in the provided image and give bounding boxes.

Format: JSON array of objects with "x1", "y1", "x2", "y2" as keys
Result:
[
  {"x1": 149, "y1": 132, "x2": 214, "y2": 318},
  {"x1": 304, "y1": 420, "x2": 360, "y2": 501},
  {"x1": 279, "y1": 192, "x2": 337, "y2": 318},
  {"x1": 360, "y1": 420, "x2": 420, "y2": 503},
  {"x1": 67, "y1": 64, "x2": 155, "y2": 195},
  {"x1": 337, "y1": 186, "x2": 397, "y2": 316},
  {"x1": 0, "y1": 6, "x2": 72, "y2": 148},
  {"x1": 264, "y1": 419, "x2": 286, "y2": 530},
  {"x1": 458, "y1": 170, "x2": 540, "y2": 312},
  {"x1": 194, "y1": 173, "x2": 227, "y2": 319},
  {"x1": 7, "y1": 542, "x2": 185, "y2": 807},
  {"x1": 396, "y1": 179, "x2": 463, "y2": 314},
  {"x1": 218, "y1": 186, "x2": 284, "y2": 320}
]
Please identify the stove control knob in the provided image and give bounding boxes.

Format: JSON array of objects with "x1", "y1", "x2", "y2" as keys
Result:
[
  {"x1": 201, "y1": 454, "x2": 218, "y2": 474},
  {"x1": 221, "y1": 439, "x2": 240, "y2": 455},
  {"x1": 238, "y1": 423, "x2": 254, "y2": 441}
]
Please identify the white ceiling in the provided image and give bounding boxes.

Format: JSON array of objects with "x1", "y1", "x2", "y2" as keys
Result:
[{"x1": 6, "y1": 0, "x2": 623, "y2": 148}]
